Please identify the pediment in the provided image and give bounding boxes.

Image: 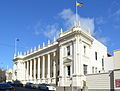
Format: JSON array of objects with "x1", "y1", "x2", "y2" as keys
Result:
[{"x1": 63, "y1": 56, "x2": 72, "y2": 63}]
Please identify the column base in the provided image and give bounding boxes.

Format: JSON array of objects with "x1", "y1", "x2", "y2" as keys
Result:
[
  {"x1": 72, "y1": 86, "x2": 82, "y2": 91},
  {"x1": 41, "y1": 78, "x2": 45, "y2": 83},
  {"x1": 33, "y1": 79, "x2": 37, "y2": 84},
  {"x1": 37, "y1": 78, "x2": 40, "y2": 84},
  {"x1": 72, "y1": 75, "x2": 83, "y2": 88},
  {"x1": 51, "y1": 77, "x2": 56, "y2": 84},
  {"x1": 47, "y1": 78, "x2": 51, "y2": 84},
  {"x1": 58, "y1": 76, "x2": 64, "y2": 86}
]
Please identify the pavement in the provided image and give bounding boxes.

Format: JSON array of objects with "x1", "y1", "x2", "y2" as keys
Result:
[{"x1": 15, "y1": 87, "x2": 42, "y2": 91}]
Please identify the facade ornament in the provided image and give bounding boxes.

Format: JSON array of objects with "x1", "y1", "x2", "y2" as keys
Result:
[
  {"x1": 74, "y1": 21, "x2": 77, "y2": 26},
  {"x1": 30, "y1": 48, "x2": 33, "y2": 52},
  {"x1": 88, "y1": 28, "x2": 91, "y2": 34},
  {"x1": 38, "y1": 44, "x2": 40, "y2": 49},
  {"x1": 43, "y1": 42, "x2": 45, "y2": 47},
  {"x1": 14, "y1": 53, "x2": 16, "y2": 57},
  {"x1": 60, "y1": 28, "x2": 63, "y2": 33},
  {"x1": 78, "y1": 21, "x2": 81, "y2": 26},
  {"x1": 48, "y1": 40, "x2": 50, "y2": 44},
  {"x1": 34, "y1": 46, "x2": 36, "y2": 50},
  {"x1": 24, "y1": 52, "x2": 26, "y2": 55},
  {"x1": 27, "y1": 50, "x2": 29, "y2": 54},
  {"x1": 18, "y1": 51, "x2": 20, "y2": 55},
  {"x1": 54, "y1": 37, "x2": 56, "y2": 42},
  {"x1": 20, "y1": 52, "x2": 22, "y2": 55}
]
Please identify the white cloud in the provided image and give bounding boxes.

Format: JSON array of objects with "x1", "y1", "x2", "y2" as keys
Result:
[
  {"x1": 33, "y1": 8, "x2": 109, "y2": 45},
  {"x1": 43, "y1": 24, "x2": 60, "y2": 40},
  {"x1": 114, "y1": 9, "x2": 120, "y2": 16},
  {"x1": 35, "y1": 30, "x2": 40, "y2": 35},
  {"x1": 94, "y1": 27, "x2": 109, "y2": 45},
  {"x1": 34, "y1": 22, "x2": 59, "y2": 40},
  {"x1": 114, "y1": 25, "x2": 120, "y2": 29},
  {"x1": 109, "y1": 9, "x2": 120, "y2": 21},
  {"x1": 97, "y1": 37, "x2": 109, "y2": 46},
  {"x1": 96, "y1": 17, "x2": 106, "y2": 25},
  {"x1": 59, "y1": 8, "x2": 95, "y2": 34},
  {"x1": 113, "y1": 9, "x2": 120, "y2": 21}
]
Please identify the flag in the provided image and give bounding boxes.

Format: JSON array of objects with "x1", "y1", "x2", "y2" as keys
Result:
[
  {"x1": 76, "y1": 2, "x2": 84, "y2": 7},
  {"x1": 16, "y1": 38, "x2": 20, "y2": 41}
]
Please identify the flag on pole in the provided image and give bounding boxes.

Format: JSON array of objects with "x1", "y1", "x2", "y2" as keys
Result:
[
  {"x1": 76, "y1": 2, "x2": 84, "y2": 7},
  {"x1": 16, "y1": 38, "x2": 20, "y2": 41}
]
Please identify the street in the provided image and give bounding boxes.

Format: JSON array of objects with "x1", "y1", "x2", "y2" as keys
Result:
[
  {"x1": 15, "y1": 87, "x2": 43, "y2": 91},
  {"x1": 15, "y1": 87, "x2": 71, "y2": 91}
]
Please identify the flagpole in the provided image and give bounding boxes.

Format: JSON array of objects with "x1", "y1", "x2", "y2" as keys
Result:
[
  {"x1": 76, "y1": 0, "x2": 78, "y2": 22},
  {"x1": 14, "y1": 38, "x2": 17, "y2": 55}
]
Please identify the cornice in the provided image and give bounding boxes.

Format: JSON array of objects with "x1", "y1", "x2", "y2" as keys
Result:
[
  {"x1": 23, "y1": 42, "x2": 58, "y2": 60},
  {"x1": 57, "y1": 26, "x2": 93, "y2": 43}
]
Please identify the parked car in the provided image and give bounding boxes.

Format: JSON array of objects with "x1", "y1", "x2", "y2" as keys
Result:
[
  {"x1": 0, "y1": 83, "x2": 15, "y2": 91},
  {"x1": 7, "y1": 81, "x2": 14, "y2": 86},
  {"x1": 12, "y1": 80, "x2": 23, "y2": 87},
  {"x1": 38, "y1": 83, "x2": 56, "y2": 91},
  {"x1": 25, "y1": 82, "x2": 36, "y2": 89}
]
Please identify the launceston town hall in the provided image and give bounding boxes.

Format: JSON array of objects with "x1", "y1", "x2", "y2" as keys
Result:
[{"x1": 13, "y1": 23, "x2": 108, "y2": 89}]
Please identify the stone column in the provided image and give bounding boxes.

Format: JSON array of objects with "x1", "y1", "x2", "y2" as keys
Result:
[
  {"x1": 30, "y1": 59, "x2": 32, "y2": 80},
  {"x1": 42, "y1": 55, "x2": 45, "y2": 82},
  {"x1": 27, "y1": 61, "x2": 29, "y2": 81},
  {"x1": 52, "y1": 52, "x2": 56, "y2": 84},
  {"x1": 47, "y1": 53, "x2": 50, "y2": 83},
  {"x1": 53, "y1": 52, "x2": 56, "y2": 78},
  {"x1": 24, "y1": 62, "x2": 26, "y2": 81},
  {"x1": 59, "y1": 46, "x2": 64, "y2": 86},
  {"x1": 34, "y1": 58, "x2": 36, "y2": 81},
  {"x1": 37, "y1": 57, "x2": 40, "y2": 80},
  {"x1": 72, "y1": 35, "x2": 83, "y2": 89}
]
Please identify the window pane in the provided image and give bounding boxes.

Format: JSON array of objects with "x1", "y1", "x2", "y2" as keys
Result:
[
  {"x1": 83, "y1": 64, "x2": 87, "y2": 75},
  {"x1": 84, "y1": 46, "x2": 86, "y2": 55},
  {"x1": 95, "y1": 52, "x2": 97, "y2": 60},
  {"x1": 67, "y1": 46, "x2": 70, "y2": 56},
  {"x1": 67, "y1": 66, "x2": 70, "y2": 76}
]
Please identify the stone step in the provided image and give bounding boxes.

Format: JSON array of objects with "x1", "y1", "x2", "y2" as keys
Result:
[{"x1": 56, "y1": 86, "x2": 72, "y2": 91}]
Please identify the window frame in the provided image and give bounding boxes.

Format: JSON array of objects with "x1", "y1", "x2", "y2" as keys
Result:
[
  {"x1": 95, "y1": 52, "x2": 97, "y2": 60},
  {"x1": 83, "y1": 64, "x2": 88, "y2": 75},
  {"x1": 67, "y1": 46, "x2": 70, "y2": 56}
]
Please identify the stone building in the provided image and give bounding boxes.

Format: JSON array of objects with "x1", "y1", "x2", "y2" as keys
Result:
[
  {"x1": 13, "y1": 24, "x2": 107, "y2": 89},
  {"x1": 6, "y1": 69, "x2": 13, "y2": 82},
  {"x1": 104, "y1": 49, "x2": 120, "y2": 72},
  {"x1": 0, "y1": 68, "x2": 6, "y2": 82}
]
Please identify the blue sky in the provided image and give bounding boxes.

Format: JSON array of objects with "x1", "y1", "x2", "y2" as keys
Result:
[{"x1": 0, "y1": 0, "x2": 120, "y2": 69}]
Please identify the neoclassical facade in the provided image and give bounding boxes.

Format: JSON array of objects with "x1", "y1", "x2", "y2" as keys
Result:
[{"x1": 13, "y1": 25, "x2": 107, "y2": 89}]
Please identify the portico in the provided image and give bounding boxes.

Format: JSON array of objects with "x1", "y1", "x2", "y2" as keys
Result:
[{"x1": 23, "y1": 52, "x2": 57, "y2": 84}]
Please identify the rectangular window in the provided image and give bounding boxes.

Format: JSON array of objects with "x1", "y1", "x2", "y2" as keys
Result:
[
  {"x1": 67, "y1": 46, "x2": 70, "y2": 56},
  {"x1": 95, "y1": 52, "x2": 97, "y2": 60},
  {"x1": 95, "y1": 67, "x2": 97, "y2": 73},
  {"x1": 64, "y1": 47, "x2": 66, "y2": 56},
  {"x1": 83, "y1": 64, "x2": 87, "y2": 75},
  {"x1": 67, "y1": 66, "x2": 71, "y2": 76},
  {"x1": 84, "y1": 45, "x2": 86, "y2": 55},
  {"x1": 102, "y1": 58, "x2": 104, "y2": 70},
  {"x1": 92, "y1": 67, "x2": 94, "y2": 74}
]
